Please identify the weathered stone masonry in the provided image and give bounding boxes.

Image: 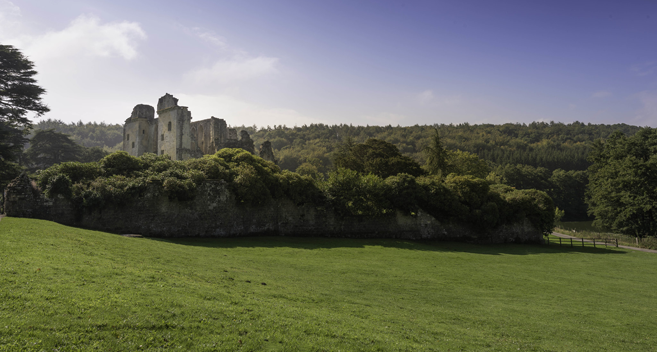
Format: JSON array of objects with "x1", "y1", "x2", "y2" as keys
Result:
[
  {"x1": 123, "y1": 93, "x2": 273, "y2": 162},
  {"x1": 3, "y1": 174, "x2": 542, "y2": 243}
]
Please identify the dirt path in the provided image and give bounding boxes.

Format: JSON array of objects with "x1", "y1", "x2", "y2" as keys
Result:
[{"x1": 552, "y1": 231, "x2": 657, "y2": 254}]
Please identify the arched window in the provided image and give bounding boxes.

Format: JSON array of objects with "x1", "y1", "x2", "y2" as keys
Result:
[{"x1": 168, "y1": 121, "x2": 172, "y2": 131}]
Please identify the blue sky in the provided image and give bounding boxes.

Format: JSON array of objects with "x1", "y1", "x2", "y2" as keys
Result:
[{"x1": 1, "y1": 0, "x2": 656, "y2": 127}]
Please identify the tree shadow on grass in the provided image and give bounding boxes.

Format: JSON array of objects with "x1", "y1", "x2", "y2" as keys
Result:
[{"x1": 143, "y1": 235, "x2": 628, "y2": 256}]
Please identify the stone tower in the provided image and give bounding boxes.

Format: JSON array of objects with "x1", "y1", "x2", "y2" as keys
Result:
[
  {"x1": 156, "y1": 93, "x2": 194, "y2": 160},
  {"x1": 123, "y1": 104, "x2": 156, "y2": 157}
]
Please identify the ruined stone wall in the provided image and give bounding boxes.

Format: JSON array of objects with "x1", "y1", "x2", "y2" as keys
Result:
[{"x1": 3, "y1": 176, "x2": 542, "y2": 243}]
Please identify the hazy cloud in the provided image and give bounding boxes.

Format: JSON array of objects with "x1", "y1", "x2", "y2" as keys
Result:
[
  {"x1": 591, "y1": 91, "x2": 612, "y2": 98},
  {"x1": 185, "y1": 56, "x2": 279, "y2": 85},
  {"x1": 13, "y1": 15, "x2": 147, "y2": 61},
  {"x1": 363, "y1": 112, "x2": 408, "y2": 126},
  {"x1": 634, "y1": 91, "x2": 657, "y2": 125},
  {"x1": 631, "y1": 61, "x2": 657, "y2": 76},
  {"x1": 417, "y1": 90, "x2": 434, "y2": 104},
  {"x1": 0, "y1": 0, "x2": 22, "y2": 37},
  {"x1": 176, "y1": 93, "x2": 322, "y2": 127}
]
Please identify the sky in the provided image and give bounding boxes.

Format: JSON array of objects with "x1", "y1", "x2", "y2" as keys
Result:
[{"x1": 1, "y1": 0, "x2": 656, "y2": 128}]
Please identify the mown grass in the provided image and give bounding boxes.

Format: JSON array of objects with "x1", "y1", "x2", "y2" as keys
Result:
[
  {"x1": 1, "y1": 217, "x2": 657, "y2": 351},
  {"x1": 557, "y1": 221, "x2": 657, "y2": 250}
]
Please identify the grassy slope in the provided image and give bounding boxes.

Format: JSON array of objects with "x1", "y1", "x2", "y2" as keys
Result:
[{"x1": 1, "y1": 218, "x2": 656, "y2": 351}]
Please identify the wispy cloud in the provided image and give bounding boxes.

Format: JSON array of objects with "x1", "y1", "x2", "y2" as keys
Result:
[
  {"x1": 630, "y1": 61, "x2": 657, "y2": 77},
  {"x1": 591, "y1": 91, "x2": 612, "y2": 98},
  {"x1": 184, "y1": 26, "x2": 227, "y2": 48}
]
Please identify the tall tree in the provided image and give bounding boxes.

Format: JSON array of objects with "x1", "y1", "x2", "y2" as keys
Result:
[
  {"x1": 587, "y1": 129, "x2": 657, "y2": 238},
  {"x1": 26, "y1": 129, "x2": 82, "y2": 170},
  {"x1": 0, "y1": 45, "x2": 49, "y2": 186},
  {"x1": 423, "y1": 128, "x2": 449, "y2": 176}
]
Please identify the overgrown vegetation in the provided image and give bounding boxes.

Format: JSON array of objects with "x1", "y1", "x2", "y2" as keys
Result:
[
  {"x1": 1, "y1": 218, "x2": 656, "y2": 351},
  {"x1": 35, "y1": 146, "x2": 555, "y2": 235}
]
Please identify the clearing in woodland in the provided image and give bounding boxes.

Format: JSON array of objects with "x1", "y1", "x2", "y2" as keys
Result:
[{"x1": 0, "y1": 217, "x2": 656, "y2": 351}]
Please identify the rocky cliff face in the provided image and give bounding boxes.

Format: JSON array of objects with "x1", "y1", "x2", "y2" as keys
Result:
[{"x1": 3, "y1": 175, "x2": 542, "y2": 243}]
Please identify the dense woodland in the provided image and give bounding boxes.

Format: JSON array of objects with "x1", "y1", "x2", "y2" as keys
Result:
[
  {"x1": 31, "y1": 119, "x2": 124, "y2": 151},
  {"x1": 8, "y1": 120, "x2": 642, "y2": 222}
]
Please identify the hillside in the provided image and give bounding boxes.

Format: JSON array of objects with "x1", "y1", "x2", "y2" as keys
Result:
[{"x1": 1, "y1": 217, "x2": 656, "y2": 351}]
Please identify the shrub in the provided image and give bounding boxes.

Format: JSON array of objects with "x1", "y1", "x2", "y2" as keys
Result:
[
  {"x1": 323, "y1": 168, "x2": 392, "y2": 217},
  {"x1": 384, "y1": 173, "x2": 423, "y2": 215},
  {"x1": 232, "y1": 164, "x2": 271, "y2": 205},
  {"x1": 100, "y1": 151, "x2": 144, "y2": 176},
  {"x1": 275, "y1": 170, "x2": 324, "y2": 205},
  {"x1": 44, "y1": 174, "x2": 72, "y2": 199}
]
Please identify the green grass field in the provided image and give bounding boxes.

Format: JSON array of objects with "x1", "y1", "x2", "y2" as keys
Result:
[{"x1": 1, "y1": 217, "x2": 656, "y2": 351}]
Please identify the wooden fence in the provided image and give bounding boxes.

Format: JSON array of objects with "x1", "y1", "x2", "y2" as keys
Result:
[{"x1": 547, "y1": 236, "x2": 618, "y2": 248}]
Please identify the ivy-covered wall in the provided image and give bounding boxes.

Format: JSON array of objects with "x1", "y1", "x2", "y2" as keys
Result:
[{"x1": 4, "y1": 174, "x2": 542, "y2": 243}]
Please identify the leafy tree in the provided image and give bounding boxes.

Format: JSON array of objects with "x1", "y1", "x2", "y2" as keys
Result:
[
  {"x1": 444, "y1": 149, "x2": 490, "y2": 178},
  {"x1": 587, "y1": 129, "x2": 657, "y2": 238},
  {"x1": 25, "y1": 129, "x2": 82, "y2": 170},
  {"x1": 333, "y1": 138, "x2": 423, "y2": 178},
  {"x1": 549, "y1": 169, "x2": 588, "y2": 221},
  {"x1": 0, "y1": 44, "x2": 49, "y2": 186}
]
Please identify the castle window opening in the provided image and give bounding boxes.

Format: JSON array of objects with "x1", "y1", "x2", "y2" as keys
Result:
[
  {"x1": 168, "y1": 121, "x2": 172, "y2": 131},
  {"x1": 161, "y1": 134, "x2": 164, "y2": 141},
  {"x1": 132, "y1": 142, "x2": 135, "y2": 148},
  {"x1": 127, "y1": 134, "x2": 129, "y2": 140},
  {"x1": 142, "y1": 130, "x2": 145, "y2": 134}
]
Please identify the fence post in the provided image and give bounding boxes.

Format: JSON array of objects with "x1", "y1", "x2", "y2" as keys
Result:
[
  {"x1": 582, "y1": 238, "x2": 584, "y2": 247},
  {"x1": 593, "y1": 239, "x2": 596, "y2": 248},
  {"x1": 570, "y1": 238, "x2": 573, "y2": 247},
  {"x1": 559, "y1": 238, "x2": 562, "y2": 246},
  {"x1": 616, "y1": 239, "x2": 618, "y2": 247}
]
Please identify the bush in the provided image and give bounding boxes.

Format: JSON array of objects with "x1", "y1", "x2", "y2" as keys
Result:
[
  {"x1": 384, "y1": 173, "x2": 423, "y2": 215},
  {"x1": 323, "y1": 168, "x2": 392, "y2": 217},
  {"x1": 100, "y1": 151, "x2": 143, "y2": 176},
  {"x1": 44, "y1": 174, "x2": 72, "y2": 199},
  {"x1": 232, "y1": 164, "x2": 271, "y2": 205}
]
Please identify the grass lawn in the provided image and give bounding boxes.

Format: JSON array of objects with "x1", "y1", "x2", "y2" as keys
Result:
[{"x1": 1, "y1": 217, "x2": 656, "y2": 351}]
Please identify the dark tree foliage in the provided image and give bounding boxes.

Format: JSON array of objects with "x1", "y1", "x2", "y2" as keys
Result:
[
  {"x1": 0, "y1": 45, "x2": 49, "y2": 188},
  {"x1": 587, "y1": 128, "x2": 657, "y2": 238},
  {"x1": 333, "y1": 138, "x2": 423, "y2": 178},
  {"x1": 25, "y1": 129, "x2": 83, "y2": 170}
]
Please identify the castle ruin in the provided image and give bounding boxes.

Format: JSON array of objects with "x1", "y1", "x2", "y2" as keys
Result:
[{"x1": 123, "y1": 93, "x2": 274, "y2": 162}]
